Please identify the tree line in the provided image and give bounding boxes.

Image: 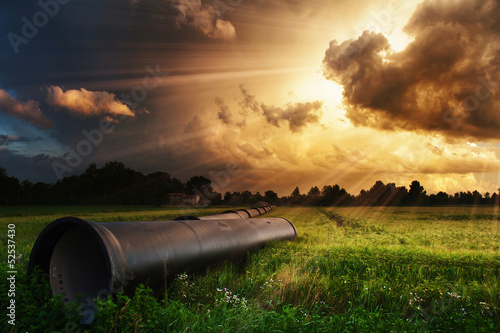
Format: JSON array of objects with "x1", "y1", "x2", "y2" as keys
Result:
[
  {"x1": 283, "y1": 181, "x2": 500, "y2": 207},
  {"x1": 0, "y1": 161, "x2": 498, "y2": 206}
]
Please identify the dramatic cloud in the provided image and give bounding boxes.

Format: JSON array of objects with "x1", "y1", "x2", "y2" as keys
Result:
[
  {"x1": 0, "y1": 135, "x2": 42, "y2": 146},
  {"x1": 0, "y1": 135, "x2": 19, "y2": 146},
  {"x1": 217, "y1": 86, "x2": 323, "y2": 133},
  {"x1": 172, "y1": 0, "x2": 237, "y2": 41},
  {"x1": 215, "y1": 98, "x2": 233, "y2": 125},
  {"x1": 46, "y1": 86, "x2": 135, "y2": 121},
  {"x1": 168, "y1": 108, "x2": 500, "y2": 196},
  {"x1": 323, "y1": 0, "x2": 500, "y2": 139},
  {"x1": 0, "y1": 89, "x2": 53, "y2": 128}
]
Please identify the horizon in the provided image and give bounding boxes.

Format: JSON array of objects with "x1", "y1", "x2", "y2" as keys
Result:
[
  {"x1": 1, "y1": 0, "x2": 500, "y2": 198},
  {"x1": 2, "y1": 160, "x2": 498, "y2": 199}
]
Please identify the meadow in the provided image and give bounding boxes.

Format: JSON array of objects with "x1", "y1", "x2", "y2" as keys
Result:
[{"x1": 0, "y1": 205, "x2": 499, "y2": 332}]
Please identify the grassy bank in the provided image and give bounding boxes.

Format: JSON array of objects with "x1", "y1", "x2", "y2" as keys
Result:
[{"x1": 1, "y1": 206, "x2": 499, "y2": 332}]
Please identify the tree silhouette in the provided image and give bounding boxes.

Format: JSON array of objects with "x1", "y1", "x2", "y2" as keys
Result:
[
  {"x1": 264, "y1": 190, "x2": 279, "y2": 205},
  {"x1": 1, "y1": 162, "x2": 499, "y2": 207},
  {"x1": 407, "y1": 180, "x2": 426, "y2": 205},
  {"x1": 0, "y1": 167, "x2": 21, "y2": 204},
  {"x1": 289, "y1": 187, "x2": 304, "y2": 205}
]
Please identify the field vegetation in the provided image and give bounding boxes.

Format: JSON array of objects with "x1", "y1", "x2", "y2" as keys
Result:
[{"x1": 1, "y1": 205, "x2": 499, "y2": 332}]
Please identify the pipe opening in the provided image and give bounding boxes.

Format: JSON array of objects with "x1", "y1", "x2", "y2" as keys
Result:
[{"x1": 49, "y1": 225, "x2": 109, "y2": 303}]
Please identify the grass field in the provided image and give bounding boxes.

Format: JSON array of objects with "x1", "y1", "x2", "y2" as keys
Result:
[{"x1": 1, "y1": 205, "x2": 499, "y2": 332}]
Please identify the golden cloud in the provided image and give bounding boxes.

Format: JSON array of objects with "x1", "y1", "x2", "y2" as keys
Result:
[{"x1": 46, "y1": 86, "x2": 135, "y2": 121}]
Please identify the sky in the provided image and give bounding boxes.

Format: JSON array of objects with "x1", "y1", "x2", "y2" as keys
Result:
[{"x1": 1, "y1": 0, "x2": 500, "y2": 197}]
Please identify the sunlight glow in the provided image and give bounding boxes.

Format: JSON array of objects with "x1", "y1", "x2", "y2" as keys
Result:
[
  {"x1": 386, "y1": 29, "x2": 414, "y2": 53},
  {"x1": 296, "y1": 71, "x2": 342, "y2": 101},
  {"x1": 293, "y1": 70, "x2": 345, "y2": 123}
]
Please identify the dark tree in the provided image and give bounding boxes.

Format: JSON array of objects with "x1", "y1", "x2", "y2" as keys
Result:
[
  {"x1": 0, "y1": 167, "x2": 22, "y2": 204},
  {"x1": 264, "y1": 190, "x2": 279, "y2": 205},
  {"x1": 289, "y1": 187, "x2": 305, "y2": 205},
  {"x1": 429, "y1": 191, "x2": 450, "y2": 205},
  {"x1": 186, "y1": 176, "x2": 212, "y2": 196},
  {"x1": 308, "y1": 186, "x2": 320, "y2": 197},
  {"x1": 240, "y1": 190, "x2": 253, "y2": 204},
  {"x1": 406, "y1": 180, "x2": 426, "y2": 205},
  {"x1": 252, "y1": 192, "x2": 264, "y2": 203},
  {"x1": 320, "y1": 185, "x2": 350, "y2": 206},
  {"x1": 305, "y1": 186, "x2": 321, "y2": 205}
]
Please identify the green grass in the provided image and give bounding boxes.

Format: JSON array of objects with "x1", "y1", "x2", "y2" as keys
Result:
[{"x1": 1, "y1": 206, "x2": 499, "y2": 332}]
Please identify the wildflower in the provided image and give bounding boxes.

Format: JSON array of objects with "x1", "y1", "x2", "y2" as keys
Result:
[
  {"x1": 447, "y1": 292, "x2": 461, "y2": 299},
  {"x1": 479, "y1": 301, "x2": 489, "y2": 309},
  {"x1": 177, "y1": 273, "x2": 188, "y2": 281}
]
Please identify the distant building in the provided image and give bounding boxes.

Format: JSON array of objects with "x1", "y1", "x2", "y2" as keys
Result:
[
  {"x1": 169, "y1": 193, "x2": 208, "y2": 206},
  {"x1": 199, "y1": 199, "x2": 211, "y2": 206},
  {"x1": 169, "y1": 193, "x2": 185, "y2": 205},
  {"x1": 183, "y1": 195, "x2": 200, "y2": 205}
]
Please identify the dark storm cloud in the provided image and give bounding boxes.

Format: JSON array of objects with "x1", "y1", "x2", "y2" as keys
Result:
[
  {"x1": 0, "y1": 88, "x2": 53, "y2": 128},
  {"x1": 184, "y1": 114, "x2": 204, "y2": 134},
  {"x1": 0, "y1": 135, "x2": 19, "y2": 146},
  {"x1": 0, "y1": 0, "x2": 238, "y2": 93},
  {"x1": 323, "y1": 0, "x2": 500, "y2": 139},
  {"x1": 217, "y1": 86, "x2": 323, "y2": 133},
  {"x1": 172, "y1": 0, "x2": 237, "y2": 40},
  {"x1": 215, "y1": 97, "x2": 233, "y2": 125},
  {"x1": 0, "y1": 134, "x2": 42, "y2": 145},
  {"x1": 0, "y1": 0, "x2": 242, "y2": 182},
  {"x1": 0, "y1": 148, "x2": 63, "y2": 182}
]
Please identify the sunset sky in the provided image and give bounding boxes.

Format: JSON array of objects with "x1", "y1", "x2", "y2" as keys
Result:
[{"x1": 1, "y1": 0, "x2": 500, "y2": 196}]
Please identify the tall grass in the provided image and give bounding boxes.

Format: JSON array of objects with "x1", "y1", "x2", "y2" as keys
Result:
[{"x1": 0, "y1": 206, "x2": 498, "y2": 332}]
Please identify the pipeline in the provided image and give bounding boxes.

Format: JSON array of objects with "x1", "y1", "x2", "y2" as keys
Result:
[
  {"x1": 28, "y1": 206, "x2": 295, "y2": 320},
  {"x1": 175, "y1": 205, "x2": 272, "y2": 220}
]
